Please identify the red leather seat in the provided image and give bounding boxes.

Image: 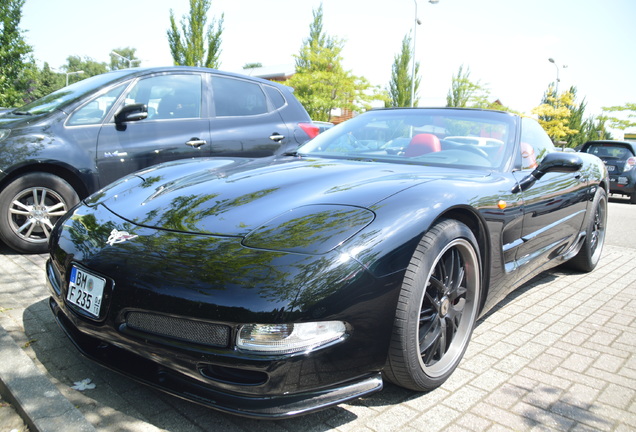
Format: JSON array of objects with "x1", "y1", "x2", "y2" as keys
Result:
[{"x1": 404, "y1": 133, "x2": 441, "y2": 157}]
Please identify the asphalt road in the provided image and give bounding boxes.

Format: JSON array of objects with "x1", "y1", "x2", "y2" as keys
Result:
[{"x1": 607, "y1": 195, "x2": 636, "y2": 249}]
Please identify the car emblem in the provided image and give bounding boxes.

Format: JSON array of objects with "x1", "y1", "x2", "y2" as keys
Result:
[{"x1": 107, "y1": 229, "x2": 138, "y2": 246}]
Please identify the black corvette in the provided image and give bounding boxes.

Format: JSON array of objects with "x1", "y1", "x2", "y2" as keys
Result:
[{"x1": 46, "y1": 108, "x2": 608, "y2": 418}]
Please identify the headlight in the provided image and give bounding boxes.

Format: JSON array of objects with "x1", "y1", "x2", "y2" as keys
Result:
[
  {"x1": 242, "y1": 205, "x2": 374, "y2": 254},
  {"x1": 0, "y1": 129, "x2": 10, "y2": 142},
  {"x1": 236, "y1": 321, "x2": 347, "y2": 354}
]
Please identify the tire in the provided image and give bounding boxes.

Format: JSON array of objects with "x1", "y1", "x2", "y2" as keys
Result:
[
  {"x1": 384, "y1": 219, "x2": 481, "y2": 392},
  {"x1": 0, "y1": 173, "x2": 79, "y2": 254},
  {"x1": 566, "y1": 187, "x2": 607, "y2": 272},
  {"x1": 630, "y1": 193, "x2": 636, "y2": 205}
]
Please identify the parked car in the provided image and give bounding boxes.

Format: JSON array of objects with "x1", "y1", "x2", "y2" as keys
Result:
[
  {"x1": 0, "y1": 67, "x2": 319, "y2": 253},
  {"x1": 47, "y1": 108, "x2": 608, "y2": 418},
  {"x1": 580, "y1": 140, "x2": 636, "y2": 203}
]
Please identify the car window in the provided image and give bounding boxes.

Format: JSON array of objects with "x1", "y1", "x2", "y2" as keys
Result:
[
  {"x1": 299, "y1": 109, "x2": 515, "y2": 170},
  {"x1": 584, "y1": 144, "x2": 634, "y2": 159},
  {"x1": 212, "y1": 76, "x2": 268, "y2": 117},
  {"x1": 263, "y1": 85, "x2": 286, "y2": 110},
  {"x1": 520, "y1": 117, "x2": 555, "y2": 170},
  {"x1": 68, "y1": 84, "x2": 126, "y2": 126},
  {"x1": 125, "y1": 74, "x2": 202, "y2": 120}
]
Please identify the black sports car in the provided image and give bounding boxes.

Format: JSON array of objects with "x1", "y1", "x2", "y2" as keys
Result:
[{"x1": 46, "y1": 108, "x2": 608, "y2": 418}]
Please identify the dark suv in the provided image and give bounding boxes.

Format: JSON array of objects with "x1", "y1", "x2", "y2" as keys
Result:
[
  {"x1": 580, "y1": 140, "x2": 636, "y2": 203},
  {"x1": 0, "y1": 67, "x2": 319, "y2": 253}
]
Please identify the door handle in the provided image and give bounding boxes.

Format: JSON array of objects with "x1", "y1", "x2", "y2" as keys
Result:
[
  {"x1": 269, "y1": 133, "x2": 285, "y2": 142},
  {"x1": 186, "y1": 138, "x2": 207, "y2": 148}
]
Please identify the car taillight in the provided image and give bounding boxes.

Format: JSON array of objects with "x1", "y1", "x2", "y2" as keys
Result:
[
  {"x1": 298, "y1": 122, "x2": 320, "y2": 140},
  {"x1": 624, "y1": 157, "x2": 636, "y2": 172}
]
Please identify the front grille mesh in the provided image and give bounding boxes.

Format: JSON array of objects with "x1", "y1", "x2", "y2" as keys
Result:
[{"x1": 126, "y1": 311, "x2": 230, "y2": 347}]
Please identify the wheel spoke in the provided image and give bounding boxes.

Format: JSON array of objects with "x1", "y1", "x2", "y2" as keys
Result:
[
  {"x1": 46, "y1": 202, "x2": 66, "y2": 214},
  {"x1": 11, "y1": 200, "x2": 31, "y2": 213},
  {"x1": 18, "y1": 219, "x2": 36, "y2": 237},
  {"x1": 420, "y1": 320, "x2": 441, "y2": 364},
  {"x1": 40, "y1": 221, "x2": 52, "y2": 238},
  {"x1": 31, "y1": 188, "x2": 40, "y2": 206},
  {"x1": 38, "y1": 188, "x2": 47, "y2": 206}
]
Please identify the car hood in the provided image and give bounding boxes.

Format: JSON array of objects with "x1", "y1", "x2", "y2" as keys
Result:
[
  {"x1": 96, "y1": 156, "x2": 487, "y2": 237},
  {"x1": 0, "y1": 111, "x2": 46, "y2": 127}
]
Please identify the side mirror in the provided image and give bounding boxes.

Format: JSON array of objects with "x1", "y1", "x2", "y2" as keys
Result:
[
  {"x1": 115, "y1": 103, "x2": 148, "y2": 125},
  {"x1": 513, "y1": 152, "x2": 583, "y2": 193}
]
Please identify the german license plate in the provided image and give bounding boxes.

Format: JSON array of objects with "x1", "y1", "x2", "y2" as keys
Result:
[{"x1": 67, "y1": 266, "x2": 105, "y2": 318}]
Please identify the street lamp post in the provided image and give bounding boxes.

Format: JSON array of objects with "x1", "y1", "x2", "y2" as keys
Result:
[
  {"x1": 411, "y1": 0, "x2": 440, "y2": 107},
  {"x1": 548, "y1": 57, "x2": 567, "y2": 97},
  {"x1": 66, "y1": 71, "x2": 84, "y2": 86},
  {"x1": 111, "y1": 51, "x2": 139, "y2": 68}
]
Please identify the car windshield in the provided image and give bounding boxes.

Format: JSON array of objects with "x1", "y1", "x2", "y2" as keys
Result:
[
  {"x1": 299, "y1": 108, "x2": 516, "y2": 170},
  {"x1": 583, "y1": 143, "x2": 634, "y2": 159},
  {"x1": 13, "y1": 70, "x2": 132, "y2": 115}
]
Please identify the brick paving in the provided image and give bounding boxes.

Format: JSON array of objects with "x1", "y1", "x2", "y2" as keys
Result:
[{"x1": 0, "y1": 242, "x2": 634, "y2": 431}]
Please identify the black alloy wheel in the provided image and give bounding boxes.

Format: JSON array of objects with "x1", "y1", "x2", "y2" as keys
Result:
[
  {"x1": 385, "y1": 219, "x2": 481, "y2": 391},
  {"x1": 567, "y1": 187, "x2": 607, "y2": 272}
]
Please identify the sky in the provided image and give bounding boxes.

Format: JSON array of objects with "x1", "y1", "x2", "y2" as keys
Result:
[{"x1": 20, "y1": 0, "x2": 636, "y2": 134}]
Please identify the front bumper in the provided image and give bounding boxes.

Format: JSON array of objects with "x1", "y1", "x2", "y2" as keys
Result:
[
  {"x1": 45, "y1": 202, "x2": 400, "y2": 418},
  {"x1": 48, "y1": 296, "x2": 382, "y2": 418}
]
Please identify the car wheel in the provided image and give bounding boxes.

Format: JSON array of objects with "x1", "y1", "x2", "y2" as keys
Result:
[
  {"x1": 384, "y1": 219, "x2": 481, "y2": 391},
  {"x1": 630, "y1": 193, "x2": 636, "y2": 205},
  {"x1": 566, "y1": 187, "x2": 607, "y2": 272},
  {"x1": 0, "y1": 173, "x2": 79, "y2": 254}
]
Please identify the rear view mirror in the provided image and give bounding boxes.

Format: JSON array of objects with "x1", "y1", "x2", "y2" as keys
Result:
[{"x1": 513, "y1": 152, "x2": 583, "y2": 193}]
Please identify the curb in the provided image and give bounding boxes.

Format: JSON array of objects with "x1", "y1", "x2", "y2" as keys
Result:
[{"x1": 0, "y1": 324, "x2": 97, "y2": 432}]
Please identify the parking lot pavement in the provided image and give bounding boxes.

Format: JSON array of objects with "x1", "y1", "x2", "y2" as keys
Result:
[{"x1": 0, "y1": 243, "x2": 634, "y2": 432}]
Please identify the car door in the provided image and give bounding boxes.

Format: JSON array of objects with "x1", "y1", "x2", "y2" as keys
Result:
[
  {"x1": 513, "y1": 118, "x2": 588, "y2": 276},
  {"x1": 207, "y1": 75, "x2": 292, "y2": 157},
  {"x1": 95, "y1": 73, "x2": 210, "y2": 187}
]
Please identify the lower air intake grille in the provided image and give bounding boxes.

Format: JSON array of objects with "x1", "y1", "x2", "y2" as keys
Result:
[{"x1": 126, "y1": 311, "x2": 230, "y2": 348}]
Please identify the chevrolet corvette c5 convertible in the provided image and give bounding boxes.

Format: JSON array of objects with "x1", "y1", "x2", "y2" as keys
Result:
[{"x1": 46, "y1": 108, "x2": 608, "y2": 418}]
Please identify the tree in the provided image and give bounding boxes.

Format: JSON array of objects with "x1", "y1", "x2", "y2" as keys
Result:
[
  {"x1": 0, "y1": 0, "x2": 32, "y2": 107},
  {"x1": 601, "y1": 102, "x2": 636, "y2": 131},
  {"x1": 242, "y1": 62, "x2": 262, "y2": 70},
  {"x1": 445, "y1": 65, "x2": 495, "y2": 109},
  {"x1": 63, "y1": 55, "x2": 108, "y2": 82},
  {"x1": 532, "y1": 84, "x2": 578, "y2": 143},
  {"x1": 387, "y1": 34, "x2": 419, "y2": 107},
  {"x1": 110, "y1": 47, "x2": 140, "y2": 70},
  {"x1": 167, "y1": 0, "x2": 224, "y2": 68},
  {"x1": 19, "y1": 62, "x2": 64, "y2": 103},
  {"x1": 285, "y1": 3, "x2": 375, "y2": 121}
]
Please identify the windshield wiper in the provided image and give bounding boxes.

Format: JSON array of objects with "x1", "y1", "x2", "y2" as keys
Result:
[{"x1": 12, "y1": 110, "x2": 32, "y2": 116}]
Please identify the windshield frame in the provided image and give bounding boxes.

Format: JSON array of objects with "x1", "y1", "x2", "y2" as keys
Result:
[{"x1": 298, "y1": 108, "x2": 518, "y2": 172}]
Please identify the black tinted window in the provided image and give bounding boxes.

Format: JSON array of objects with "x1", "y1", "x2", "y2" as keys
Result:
[
  {"x1": 126, "y1": 74, "x2": 201, "y2": 120},
  {"x1": 68, "y1": 84, "x2": 126, "y2": 126},
  {"x1": 584, "y1": 144, "x2": 634, "y2": 159},
  {"x1": 263, "y1": 85, "x2": 286, "y2": 109},
  {"x1": 212, "y1": 77, "x2": 268, "y2": 117}
]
